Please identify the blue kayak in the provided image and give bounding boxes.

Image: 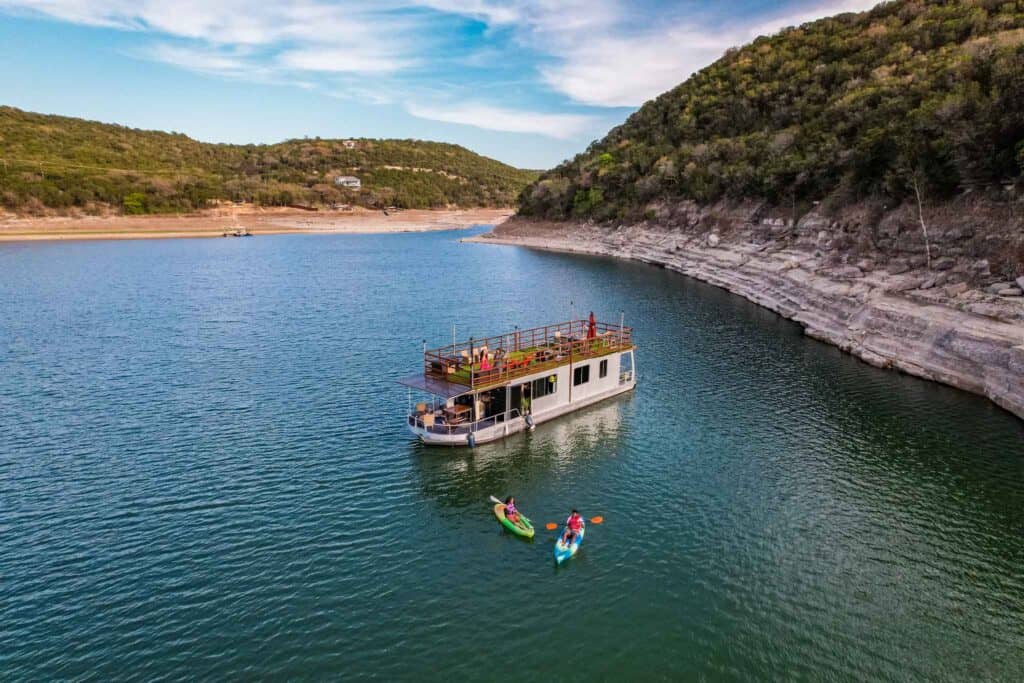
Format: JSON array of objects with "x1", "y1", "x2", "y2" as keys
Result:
[{"x1": 554, "y1": 524, "x2": 585, "y2": 564}]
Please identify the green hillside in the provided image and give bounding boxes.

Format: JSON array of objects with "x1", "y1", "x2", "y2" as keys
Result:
[
  {"x1": 0, "y1": 106, "x2": 537, "y2": 214},
  {"x1": 519, "y1": 0, "x2": 1024, "y2": 221}
]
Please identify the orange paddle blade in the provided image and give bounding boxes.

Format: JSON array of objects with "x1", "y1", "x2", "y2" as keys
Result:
[
  {"x1": 545, "y1": 523, "x2": 558, "y2": 530},
  {"x1": 590, "y1": 516, "x2": 604, "y2": 524}
]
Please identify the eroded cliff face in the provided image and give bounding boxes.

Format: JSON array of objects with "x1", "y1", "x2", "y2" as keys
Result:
[{"x1": 478, "y1": 199, "x2": 1024, "y2": 420}]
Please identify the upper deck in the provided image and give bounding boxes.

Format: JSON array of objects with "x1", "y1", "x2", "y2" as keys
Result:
[{"x1": 422, "y1": 319, "x2": 634, "y2": 390}]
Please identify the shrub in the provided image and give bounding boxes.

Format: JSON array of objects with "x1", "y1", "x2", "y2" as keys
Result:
[{"x1": 122, "y1": 192, "x2": 147, "y2": 215}]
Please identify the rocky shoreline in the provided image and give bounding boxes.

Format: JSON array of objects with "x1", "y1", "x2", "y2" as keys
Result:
[{"x1": 475, "y1": 204, "x2": 1024, "y2": 420}]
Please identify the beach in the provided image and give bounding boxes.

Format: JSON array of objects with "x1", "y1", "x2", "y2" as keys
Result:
[{"x1": 0, "y1": 206, "x2": 514, "y2": 241}]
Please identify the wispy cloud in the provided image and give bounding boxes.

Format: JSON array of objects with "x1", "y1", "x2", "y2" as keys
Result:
[
  {"x1": 1, "y1": 1, "x2": 422, "y2": 74},
  {"x1": 450, "y1": 0, "x2": 883, "y2": 107},
  {"x1": 0, "y1": 0, "x2": 410, "y2": 45},
  {"x1": 539, "y1": 26, "x2": 730, "y2": 108},
  {"x1": 408, "y1": 102, "x2": 594, "y2": 138},
  {"x1": 144, "y1": 42, "x2": 257, "y2": 77},
  {"x1": 0, "y1": 0, "x2": 885, "y2": 132},
  {"x1": 278, "y1": 47, "x2": 414, "y2": 74},
  {"x1": 753, "y1": 0, "x2": 882, "y2": 36}
]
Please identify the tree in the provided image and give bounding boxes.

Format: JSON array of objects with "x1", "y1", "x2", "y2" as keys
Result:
[
  {"x1": 122, "y1": 192, "x2": 146, "y2": 215},
  {"x1": 910, "y1": 172, "x2": 932, "y2": 270}
]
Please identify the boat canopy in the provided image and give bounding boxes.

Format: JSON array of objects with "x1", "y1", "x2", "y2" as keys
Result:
[
  {"x1": 396, "y1": 374, "x2": 470, "y2": 399},
  {"x1": 420, "y1": 318, "x2": 633, "y2": 390}
]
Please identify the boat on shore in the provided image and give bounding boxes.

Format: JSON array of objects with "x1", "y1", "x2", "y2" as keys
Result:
[{"x1": 399, "y1": 318, "x2": 636, "y2": 447}]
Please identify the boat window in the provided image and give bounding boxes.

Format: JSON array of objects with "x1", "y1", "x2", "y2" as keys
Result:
[
  {"x1": 573, "y1": 365, "x2": 590, "y2": 386},
  {"x1": 599, "y1": 359, "x2": 608, "y2": 378},
  {"x1": 532, "y1": 375, "x2": 557, "y2": 398}
]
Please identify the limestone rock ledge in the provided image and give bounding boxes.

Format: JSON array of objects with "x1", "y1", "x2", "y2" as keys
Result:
[{"x1": 470, "y1": 220, "x2": 1024, "y2": 421}]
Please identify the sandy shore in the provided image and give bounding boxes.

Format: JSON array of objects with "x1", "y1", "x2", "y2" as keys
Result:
[{"x1": 0, "y1": 207, "x2": 513, "y2": 242}]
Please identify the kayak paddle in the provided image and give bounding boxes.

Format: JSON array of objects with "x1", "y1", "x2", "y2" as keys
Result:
[
  {"x1": 491, "y1": 497, "x2": 603, "y2": 528},
  {"x1": 545, "y1": 516, "x2": 603, "y2": 530}
]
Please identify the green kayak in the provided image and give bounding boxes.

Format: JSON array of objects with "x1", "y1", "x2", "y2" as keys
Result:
[{"x1": 494, "y1": 503, "x2": 534, "y2": 538}]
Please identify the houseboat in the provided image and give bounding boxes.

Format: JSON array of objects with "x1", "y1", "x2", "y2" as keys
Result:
[{"x1": 399, "y1": 318, "x2": 636, "y2": 446}]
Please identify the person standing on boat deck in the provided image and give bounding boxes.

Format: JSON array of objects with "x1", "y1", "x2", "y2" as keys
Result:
[{"x1": 587, "y1": 312, "x2": 597, "y2": 339}]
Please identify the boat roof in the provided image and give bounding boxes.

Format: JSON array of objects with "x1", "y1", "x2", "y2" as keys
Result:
[
  {"x1": 416, "y1": 318, "x2": 634, "y2": 390},
  {"x1": 396, "y1": 374, "x2": 471, "y2": 399}
]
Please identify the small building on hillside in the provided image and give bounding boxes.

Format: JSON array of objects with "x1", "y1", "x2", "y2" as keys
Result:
[{"x1": 334, "y1": 175, "x2": 361, "y2": 189}]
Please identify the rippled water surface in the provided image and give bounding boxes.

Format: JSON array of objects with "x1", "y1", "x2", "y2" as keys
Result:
[{"x1": 2, "y1": 227, "x2": 1023, "y2": 680}]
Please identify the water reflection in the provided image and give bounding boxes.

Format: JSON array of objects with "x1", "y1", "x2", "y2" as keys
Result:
[
  {"x1": 411, "y1": 396, "x2": 631, "y2": 512},
  {"x1": 515, "y1": 397, "x2": 629, "y2": 465}
]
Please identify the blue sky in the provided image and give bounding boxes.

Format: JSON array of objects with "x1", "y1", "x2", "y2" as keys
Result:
[{"x1": 0, "y1": 1, "x2": 878, "y2": 168}]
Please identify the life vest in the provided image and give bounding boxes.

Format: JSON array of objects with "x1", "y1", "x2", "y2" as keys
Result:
[{"x1": 567, "y1": 514, "x2": 583, "y2": 531}]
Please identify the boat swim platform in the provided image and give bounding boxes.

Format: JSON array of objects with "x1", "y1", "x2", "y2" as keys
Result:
[{"x1": 404, "y1": 319, "x2": 634, "y2": 394}]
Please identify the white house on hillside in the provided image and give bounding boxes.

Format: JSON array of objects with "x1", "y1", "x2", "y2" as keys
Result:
[{"x1": 334, "y1": 175, "x2": 361, "y2": 189}]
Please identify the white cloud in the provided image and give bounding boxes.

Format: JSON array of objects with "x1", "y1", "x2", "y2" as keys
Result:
[
  {"x1": 410, "y1": 0, "x2": 522, "y2": 25},
  {"x1": 0, "y1": 0, "x2": 395, "y2": 45},
  {"x1": 540, "y1": 27, "x2": 734, "y2": 108},
  {"x1": 0, "y1": 0, "x2": 421, "y2": 74},
  {"x1": 0, "y1": 0, "x2": 133, "y2": 29},
  {"x1": 752, "y1": 0, "x2": 882, "y2": 36},
  {"x1": 407, "y1": 102, "x2": 594, "y2": 138},
  {"x1": 144, "y1": 42, "x2": 255, "y2": 76},
  {"x1": 0, "y1": 0, "x2": 887, "y2": 124},
  {"x1": 278, "y1": 47, "x2": 414, "y2": 74},
  {"x1": 420, "y1": 0, "x2": 883, "y2": 108},
  {"x1": 325, "y1": 86, "x2": 395, "y2": 106}
]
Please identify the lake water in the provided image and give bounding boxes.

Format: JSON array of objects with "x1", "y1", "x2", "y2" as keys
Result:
[{"x1": 2, "y1": 227, "x2": 1023, "y2": 680}]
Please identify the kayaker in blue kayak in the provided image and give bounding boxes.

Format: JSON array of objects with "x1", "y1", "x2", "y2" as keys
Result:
[
  {"x1": 504, "y1": 496, "x2": 521, "y2": 524},
  {"x1": 561, "y1": 510, "x2": 584, "y2": 545}
]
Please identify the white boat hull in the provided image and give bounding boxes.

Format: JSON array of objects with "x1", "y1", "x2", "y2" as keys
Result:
[{"x1": 409, "y1": 377, "x2": 635, "y2": 447}]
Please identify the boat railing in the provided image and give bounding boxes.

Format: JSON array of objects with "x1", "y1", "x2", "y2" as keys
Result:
[
  {"x1": 423, "y1": 319, "x2": 633, "y2": 388},
  {"x1": 408, "y1": 409, "x2": 523, "y2": 436}
]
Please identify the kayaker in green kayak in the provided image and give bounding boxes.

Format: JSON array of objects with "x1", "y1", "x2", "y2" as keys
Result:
[
  {"x1": 489, "y1": 494, "x2": 534, "y2": 538},
  {"x1": 503, "y1": 496, "x2": 521, "y2": 524}
]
